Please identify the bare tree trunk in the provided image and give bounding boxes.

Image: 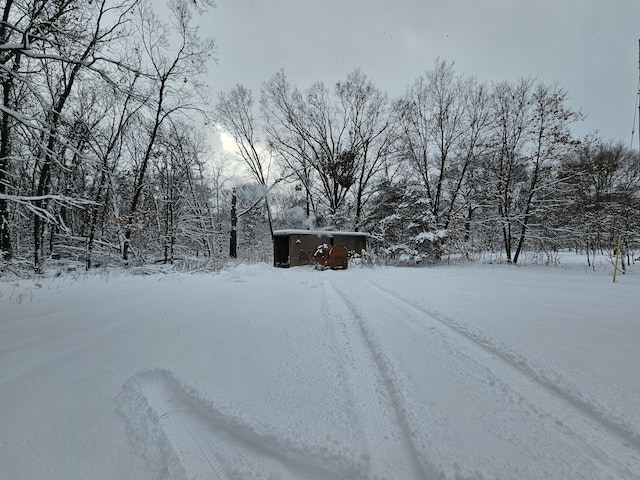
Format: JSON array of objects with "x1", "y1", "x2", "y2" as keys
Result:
[
  {"x1": 229, "y1": 188, "x2": 237, "y2": 258},
  {"x1": 0, "y1": 94, "x2": 12, "y2": 259},
  {"x1": 33, "y1": 124, "x2": 58, "y2": 272},
  {"x1": 0, "y1": 0, "x2": 15, "y2": 261},
  {"x1": 502, "y1": 220, "x2": 512, "y2": 262}
]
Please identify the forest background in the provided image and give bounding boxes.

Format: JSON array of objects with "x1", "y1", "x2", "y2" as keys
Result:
[{"x1": 1, "y1": 0, "x2": 638, "y2": 275}]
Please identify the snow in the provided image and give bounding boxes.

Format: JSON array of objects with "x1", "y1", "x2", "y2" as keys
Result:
[
  {"x1": 273, "y1": 229, "x2": 369, "y2": 237},
  {"x1": 415, "y1": 229, "x2": 448, "y2": 243},
  {"x1": 1, "y1": 255, "x2": 639, "y2": 479}
]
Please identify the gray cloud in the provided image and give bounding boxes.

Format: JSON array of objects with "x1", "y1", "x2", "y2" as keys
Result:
[{"x1": 202, "y1": 0, "x2": 640, "y2": 142}]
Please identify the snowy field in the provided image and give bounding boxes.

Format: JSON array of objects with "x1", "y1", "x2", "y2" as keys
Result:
[{"x1": 1, "y1": 255, "x2": 639, "y2": 479}]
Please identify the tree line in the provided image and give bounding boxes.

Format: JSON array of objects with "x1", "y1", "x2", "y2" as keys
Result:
[
  {"x1": 217, "y1": 62, "x2": 640, "y2": 266},
  {"x1": 1, "y1": 0, "x2": 638, "y2": 274},
  {"x1": 1, "y1": 0, "x2": 221, "y2": 273}
]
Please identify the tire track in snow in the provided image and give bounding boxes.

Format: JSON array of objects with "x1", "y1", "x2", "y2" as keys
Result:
[
  {"x1": 322, "y1": 279, "x2": 435, "y2": 480},
  {"x1": 117, "y1": 368, "x2": 365, "y2": 480},
  {"x1": 144, "y1": 369, "x2": 228, "y2": 480},
  {"x1": 363, "y1": 279, "x2": 640, "y2": 478}
]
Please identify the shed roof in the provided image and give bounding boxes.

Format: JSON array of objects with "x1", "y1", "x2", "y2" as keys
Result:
[{"x1": 273, "y1": 229, "x2": 369, "y2": 237}]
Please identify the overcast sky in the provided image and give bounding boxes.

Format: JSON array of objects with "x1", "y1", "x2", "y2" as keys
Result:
[{"x1": 201, "y1": 0, "x2": 640, "y2": 146}]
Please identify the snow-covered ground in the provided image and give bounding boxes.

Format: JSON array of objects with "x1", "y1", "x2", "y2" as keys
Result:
[{"x1": 1, "y1": 255, "x2": 639, "y2": 479}]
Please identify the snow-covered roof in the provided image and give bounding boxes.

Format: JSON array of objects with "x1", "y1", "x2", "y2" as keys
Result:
[{"x1": 273, "y1": 229, "x2": 369, "y2": 237}]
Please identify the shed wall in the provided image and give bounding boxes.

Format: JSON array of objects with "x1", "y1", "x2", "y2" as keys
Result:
[{"x1": 273, "y1": 231, "x2": 367, "y2": 267}]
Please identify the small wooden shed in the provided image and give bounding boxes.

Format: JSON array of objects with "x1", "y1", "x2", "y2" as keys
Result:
[{"x1": 273, "y1": 229, "x2": 368, "y2": 267}]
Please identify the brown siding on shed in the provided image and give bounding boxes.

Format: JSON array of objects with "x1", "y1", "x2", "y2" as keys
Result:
[{"x1": 273, "y1": 230, "x2": 368, "y2": 267}]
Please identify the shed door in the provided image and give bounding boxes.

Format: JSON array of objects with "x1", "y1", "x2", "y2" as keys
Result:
[{"x1": 273, "y1": 236, "x2": 289, "y2": 266}]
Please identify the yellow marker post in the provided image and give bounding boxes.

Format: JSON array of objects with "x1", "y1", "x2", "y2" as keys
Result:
[{"x1": 613, "y1": 235, "x2": 622, "y2": 283}]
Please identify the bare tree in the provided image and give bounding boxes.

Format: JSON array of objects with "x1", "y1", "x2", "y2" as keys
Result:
[
  {"x1": 335, "y1": 69, "x2": 396, "y2": 229},
  {"x1": 397, "y1": 59, "x2": 470, "y2": 229},
  {"x1": 121, "y1": 0, "x2": 216, "y2": 261},
  {"x1": 484, "y1": 78, "x2": 582, "y2": 263},
  {"x1": 0, "y1": 0, "x2": 221, "y2": 272},
  {"x1": 22, "y1": 0, "x2": 139, "y2": 271},
  {"x1": 486, "y1": 78, "x2": 533, "y2": 262},
  {"x1": 215, "y1": 84, "x2": 276, "y2": 240},
  {"x1": 261, "y1": 70, "x2": 318, "y2": 218},
  {"x1": 261, "y1": 68, "x2": 393, "y2": 229},
  {"x1": 0, "y1": 0, "x2": 22, "y2": 259},
  {"x1": 83, "y1": 73, "x2": 146, "y2": 269},
  {"x1": 511, "y1": 82, "x2": 581, "y2": 263},
  {"x1": 0, "y1": 0, "x2": 147, "y2": 270},
  {"x1": 559, "y1": 137, "x2": 639, "y2": 263}
]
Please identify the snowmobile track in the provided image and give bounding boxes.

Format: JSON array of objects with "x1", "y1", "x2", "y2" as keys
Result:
[
  {"x1": 145, "y1": 369, "x2": 229, "y2": 480},
  {"x1": 361, "y1": 279, "x2": 640, "y2": 477},
  {"x1": 323, "y1": 279, "x2": 434, "y2": 479},
  {"x1": 119, "y1": 368, "x2": 362, "y2": 480}
]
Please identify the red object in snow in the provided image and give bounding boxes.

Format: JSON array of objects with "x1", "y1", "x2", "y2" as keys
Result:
[{"x1": 313, "y1": 244, "x2": 348, "y2": 270}]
